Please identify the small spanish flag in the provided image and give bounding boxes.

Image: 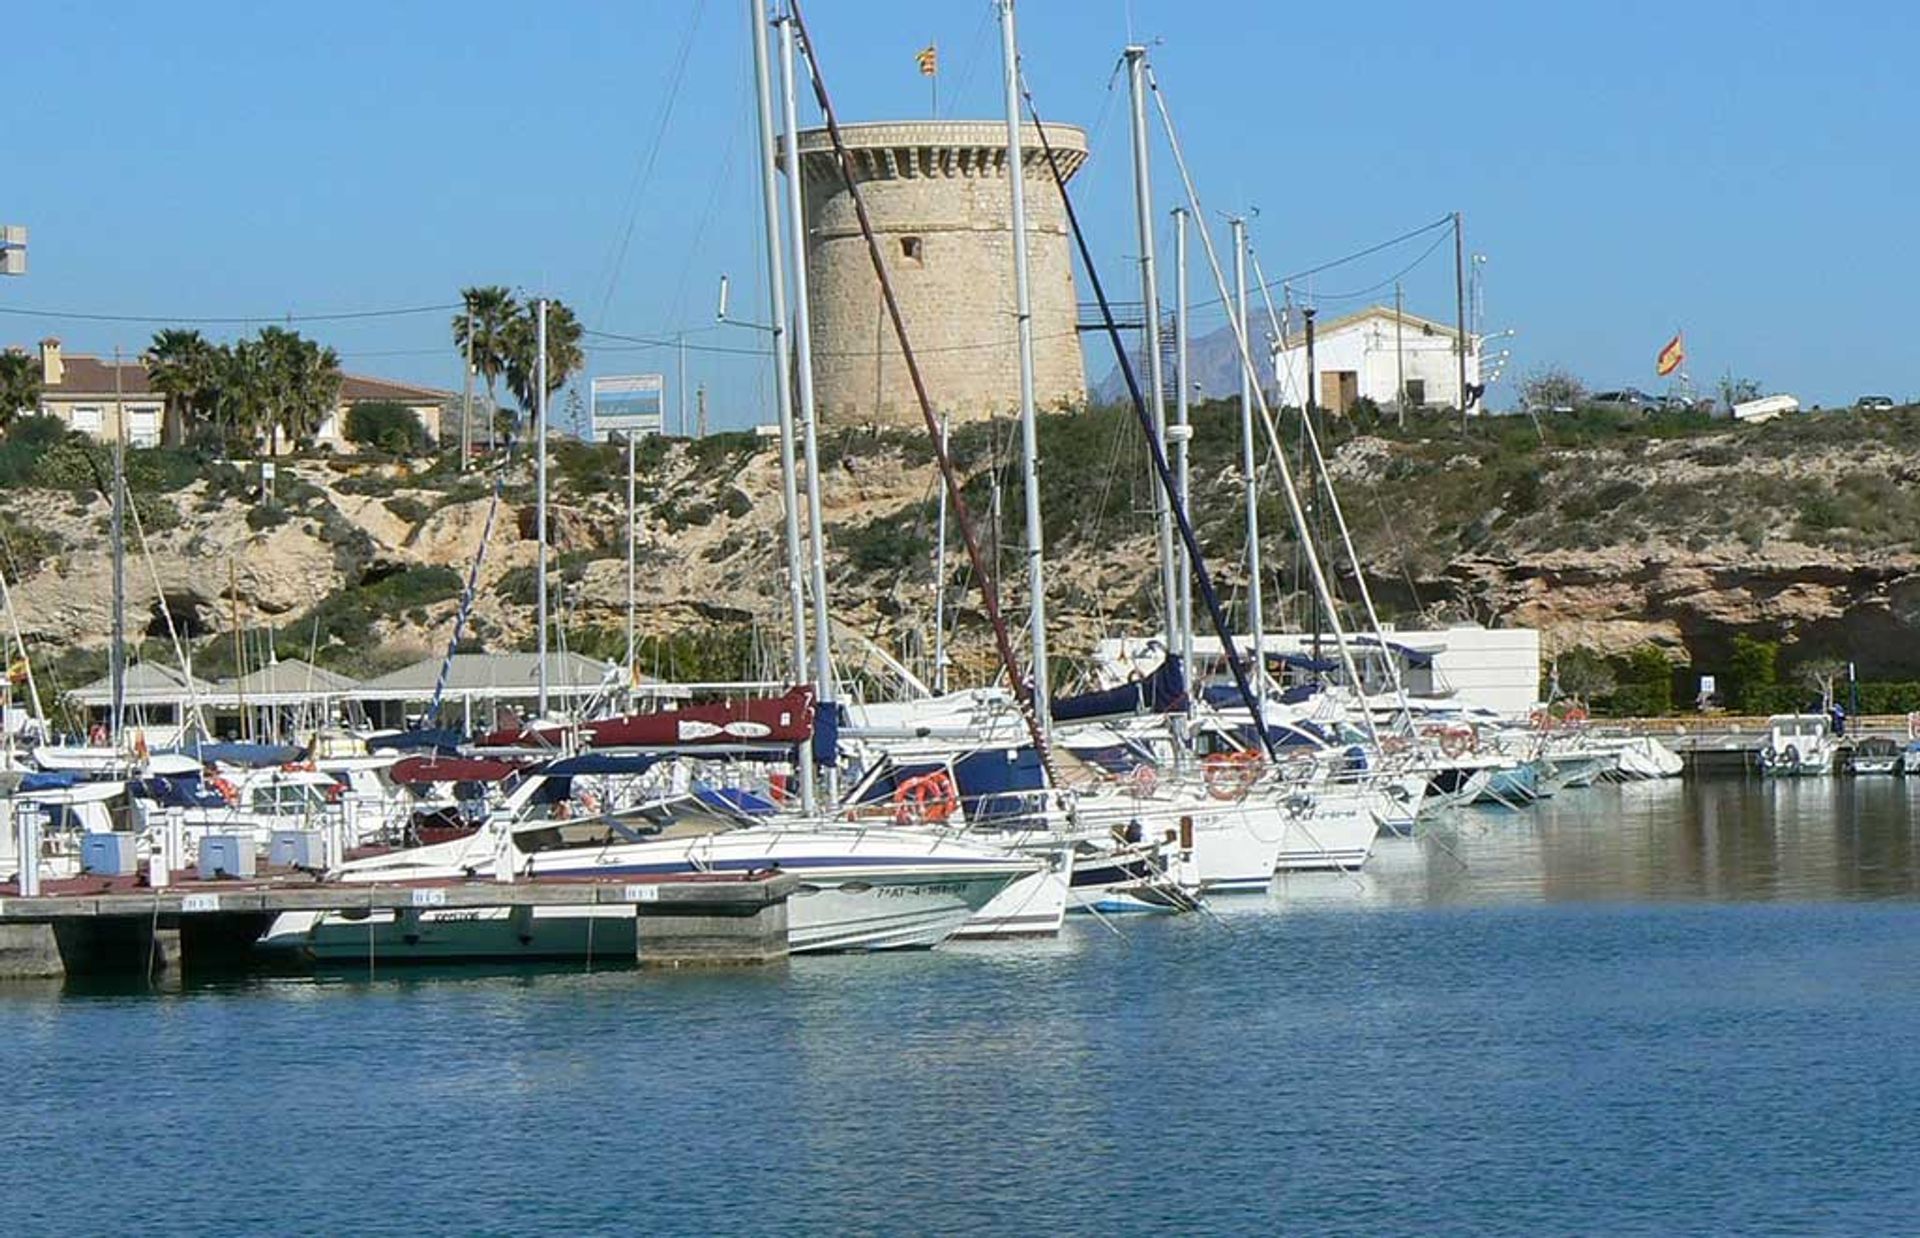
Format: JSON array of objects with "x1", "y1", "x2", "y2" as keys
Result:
[
  {"x1": 1655, "y1": 331, "x2": 1686, "y2": 377},
  {"x1": 5, "y1": 658, "x2": 26, "y2": 687},
  {"x1": 916, "y1": 43, "x2": 938, "y2": 76}
]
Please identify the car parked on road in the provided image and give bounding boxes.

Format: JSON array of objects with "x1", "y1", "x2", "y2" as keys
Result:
[{"x1": 1856, "y1": 394, "x2": 1896, "y2": 411}]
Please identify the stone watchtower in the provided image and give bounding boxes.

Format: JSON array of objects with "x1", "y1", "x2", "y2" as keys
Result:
[{"x1": 788, "y1": 120, "x2": 1089, "y2": 428}]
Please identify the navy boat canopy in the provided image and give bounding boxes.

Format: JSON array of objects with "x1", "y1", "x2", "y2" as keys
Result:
[{"x1": 1053, "y1": 655, "x2": 1187, "y2": 723}]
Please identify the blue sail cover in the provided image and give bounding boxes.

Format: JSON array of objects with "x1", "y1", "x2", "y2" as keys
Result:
[
  {"x1": 1053, "y1": 655, "x2": 1187, "y2": 724},
  {"x1": 811, "y1": 701, "x2": 842, "y2": 769}
]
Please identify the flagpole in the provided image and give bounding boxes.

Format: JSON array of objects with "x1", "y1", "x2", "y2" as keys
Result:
[{"x1": 930, "y1": 40, "x2": 938, "y2": 117}]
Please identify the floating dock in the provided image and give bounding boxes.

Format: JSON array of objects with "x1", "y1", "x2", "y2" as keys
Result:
[{"x1": 0, "y1": 870, "x2": 797, "y2": 979}]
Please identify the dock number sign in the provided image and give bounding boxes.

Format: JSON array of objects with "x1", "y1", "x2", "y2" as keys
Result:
[{"x1": 590, "y1": 374, "x2": 666, "y2": 441}]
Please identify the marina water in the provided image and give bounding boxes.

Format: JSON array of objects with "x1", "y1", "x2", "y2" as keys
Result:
[{"x1": 6, "y1": 778, "x2": 1917, "y2": 1235}]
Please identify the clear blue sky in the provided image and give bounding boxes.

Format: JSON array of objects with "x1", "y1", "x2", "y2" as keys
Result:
[{"x1": 6, "y1": 0, "x2": 1915, "y2": 424}]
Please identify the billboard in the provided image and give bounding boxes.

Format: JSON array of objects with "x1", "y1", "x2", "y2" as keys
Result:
[{"x1": 590, "y1": 374, "x2": 665, "y2": 440}]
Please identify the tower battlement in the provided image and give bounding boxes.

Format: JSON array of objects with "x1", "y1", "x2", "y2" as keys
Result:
[{"x1": 784, "y1": 121, "x2": 1089, "y2": 427}]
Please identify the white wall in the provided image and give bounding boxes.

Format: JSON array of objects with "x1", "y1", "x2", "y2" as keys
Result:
[{"x1": 1274, "y1": 312, "x2": 1480, "y2": 410}]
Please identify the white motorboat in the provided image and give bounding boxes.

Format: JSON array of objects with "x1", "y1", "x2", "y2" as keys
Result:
[
  {"x1": 1756, "y1": 714, "x2": 1834, "y2": 777},
  {"x1": 265, "y1": 801, "x2": 1039, "y2": 959}
]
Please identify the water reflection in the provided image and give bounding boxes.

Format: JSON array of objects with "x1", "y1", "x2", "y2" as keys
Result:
[{"x1": 1274, "y1": 777, "x2": 1920, "y2": 910}]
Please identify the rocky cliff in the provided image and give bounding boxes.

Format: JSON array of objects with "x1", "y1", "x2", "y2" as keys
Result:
[{"x1": 4, "y1": 402, "x2": 1915, "y2": 690}]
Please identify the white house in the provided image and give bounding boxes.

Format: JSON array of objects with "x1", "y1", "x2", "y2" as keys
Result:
[{"x1": 1273, "y1": 306, "x2": 1480, "y2": 415}]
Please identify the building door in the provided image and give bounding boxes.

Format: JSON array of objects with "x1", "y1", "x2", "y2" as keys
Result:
[{"x1": 1321, "y1": 370, "x2": 1359, "y2": 414}]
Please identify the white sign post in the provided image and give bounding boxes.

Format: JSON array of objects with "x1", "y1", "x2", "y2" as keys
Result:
[{"x1": 589, "y1": 374, "x2": 666, "y2": 442}]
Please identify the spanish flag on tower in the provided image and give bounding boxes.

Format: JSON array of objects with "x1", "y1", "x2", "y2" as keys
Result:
[
  {"x1": 1655, "y1": 331, "x2": 1686, "y2": 377},
  {"x1": 916, "y1": 43, "x2": 938, "y2": 76}
]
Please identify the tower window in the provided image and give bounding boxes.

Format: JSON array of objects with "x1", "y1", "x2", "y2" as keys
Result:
[{"x1": 900, "y1": 236, "x2": 924, "y2": 264}]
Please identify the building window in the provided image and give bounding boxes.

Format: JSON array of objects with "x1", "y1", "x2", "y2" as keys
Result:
[
  {"x1": 900, "y1": 236, "x2": 924, "y2": 264},
  {"x1": 70, "y1": 406, "x2": 102, "y2": 434},
  {"x1": 129, "y1": 406, "x2": 162, "y2": 447},
  {"x1": 1405, "y1": 379, "x2": 1427, "y2": 407}
]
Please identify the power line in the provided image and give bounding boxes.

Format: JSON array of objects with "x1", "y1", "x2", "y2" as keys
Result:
[
  {"x1": 0, "y1": 302, "x2": 459, "y2": 325},
  {"x1": 1187, "y1": 213, "x2": 1454, "y2": 313}
]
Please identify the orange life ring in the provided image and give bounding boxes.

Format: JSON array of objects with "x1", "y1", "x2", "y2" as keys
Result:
[
  {"x1": 1202, "y1": 750, "x2": 1264, "y2": 800},
  {"x1": 281, "y1": 760, "x2": 316, "y2": 773},
  {"x1": 1438, "y1": 725, "x2": 1476, "y2": 759},
  {"x1": 892, "y1": 771, "x2": 961, "y2": 825},
  {"x1": 209, "y1": 776, "x2": 240, "y2": 806},
  {"x1": 1562, "y1": 705, "x2": 1588, "y2": 725},
  {"x1": 1529, "y1": 708, "x2": 1552, "y2": 731}
]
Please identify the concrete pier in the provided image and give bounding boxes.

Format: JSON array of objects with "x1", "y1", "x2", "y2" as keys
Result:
[{"x1": 0, "y1": 872, "x2": 798, "y2": 978}]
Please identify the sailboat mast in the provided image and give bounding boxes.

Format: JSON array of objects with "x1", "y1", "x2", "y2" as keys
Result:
[
  {"x1": 534, "y1": 297, "x2": 550, "y2": 718},
  {"x1": 1232, "y1": 217, "x2": 1266, "y2": 690},
  {"x1": 749, "y1": 0, "x2": 817, "y2": 813},
  {"x1": 998, "y1": 0, "x2": 1050, "y2": 736},
  {"x1": 110, "y1": 347, "x2": 127, "y2": 742},
  {"x1": 1123, "y1": 46, "x2": 1181, "y2": 667},
  {"x1": 1172, "y1": 206, "x2": 1194, "y2": 693},
  {"x1": 931, "y1": 414, "x2": 949, "y2": 695},
  {"x1": 777, "y1": 13, "x2": 838, "y2": 798}
]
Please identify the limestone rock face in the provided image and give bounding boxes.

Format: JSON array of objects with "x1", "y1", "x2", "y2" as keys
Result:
[{"x1": 7, "y1": 413, "x2": 1919, "y2": 684}]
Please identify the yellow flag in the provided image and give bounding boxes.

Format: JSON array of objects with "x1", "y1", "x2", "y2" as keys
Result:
[{"x1": 916, "y1": 44, "x2": 938, "y2": 76}]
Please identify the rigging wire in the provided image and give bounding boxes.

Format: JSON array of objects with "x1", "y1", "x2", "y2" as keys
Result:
[{"x1": 592, "y1": 0, "x2": 710, "y2": 326}]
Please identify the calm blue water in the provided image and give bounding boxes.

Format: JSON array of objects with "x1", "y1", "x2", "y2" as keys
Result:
[{"x1": 5, "y1": 780, "x2": 1919, "y2": 1235}]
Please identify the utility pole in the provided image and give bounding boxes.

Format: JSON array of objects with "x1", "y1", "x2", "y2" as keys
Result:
[
  {"x1": 1395, "y1": 280, "x2": 1406, "y2": 429},
  {"x1": 677, "y1": 333, "x2": 689, "y2": 438},
  {"x1": 1454, "y1": 210, "x2": 1469, "y2": 432},
  {"x1": 461, "y1": 300, "x2": 474, "y2": 469},
  {"x1": 696, "y1": 384, "x2": 708, "y2": 439}
]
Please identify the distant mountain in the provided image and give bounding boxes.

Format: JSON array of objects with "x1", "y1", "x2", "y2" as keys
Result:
[{"x1": 1089, "y1": 319, "x2": 1279, "y2": 407}]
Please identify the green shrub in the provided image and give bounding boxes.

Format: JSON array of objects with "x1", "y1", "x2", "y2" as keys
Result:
[
  {"x1": 385, "y1": 494, "x2": 432, "y2": 525},
  {"x1": 1726, "y1": 635, "x2": 1779, "y2": 713},
  {"x1": 344, "y1": 401, "x2": 427, "y2": 455}
]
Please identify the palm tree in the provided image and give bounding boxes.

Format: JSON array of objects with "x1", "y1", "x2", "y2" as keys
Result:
[
  {"x1": 144, "y1": 328, "x2": 221, "y2": 446},
  {"x1": 0, "y1": 349, "x2": 42, "y2": 432},
  {"x1": 243, "y1": 327, "x2": 341, "y2": 455},
  {"x1": 215, "y1": 339, "x2": 270, "y2": 450},
  {"x1": 283, "y1": 337, "x2": 342, "y2": 448},
  {"x1": 453, "y1": 286, "x2": 519, "y2": 450},
  {"x1": 503, "y1": 299, "x2": 585, "y2": 435}
]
